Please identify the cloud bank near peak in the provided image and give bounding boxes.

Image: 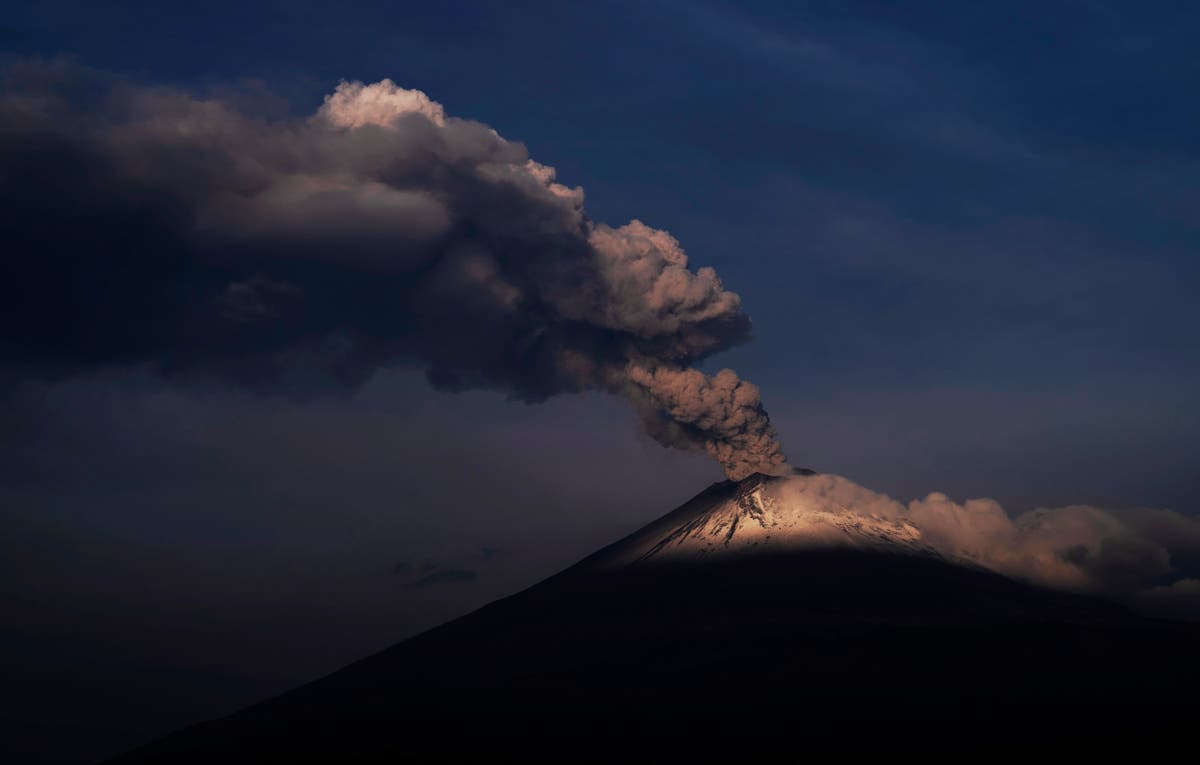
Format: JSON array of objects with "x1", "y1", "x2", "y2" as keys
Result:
[{"x1": 776, "y1": 472, "x2": 1200, "y2": 615}]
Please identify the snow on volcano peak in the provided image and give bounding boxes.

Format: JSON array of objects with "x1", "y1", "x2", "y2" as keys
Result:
[{"x1": 584, "y1": 471, "x2": 940, "y2": 571}]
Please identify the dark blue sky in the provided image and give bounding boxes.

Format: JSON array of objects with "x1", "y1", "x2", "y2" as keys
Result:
[
  {"x1": 2, "y1": 2, "x2": 1198, "y2": 760},
  {"x1": 14, "y1": 0, "x2": 1194, "y2": 506}
]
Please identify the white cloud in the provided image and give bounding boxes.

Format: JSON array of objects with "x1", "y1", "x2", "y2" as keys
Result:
[
  {"x1": 318, "y1": 78, "x2": 446, "y2": 128},
  {"x1": 778, "y1": 472, "x2": 1199, "y2": 613}
]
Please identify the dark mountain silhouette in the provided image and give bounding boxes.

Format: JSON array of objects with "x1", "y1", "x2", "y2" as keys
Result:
[{"x1": 110, "y1": 473, "x2": 1200, "y2": 762}]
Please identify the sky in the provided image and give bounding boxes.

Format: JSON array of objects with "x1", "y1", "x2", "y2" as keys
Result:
[{"x1": 2, "y1": 1, "x2": 1199, "y2": 762}]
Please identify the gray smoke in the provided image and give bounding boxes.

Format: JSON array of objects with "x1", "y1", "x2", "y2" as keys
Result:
[
  {"x1": 625, "y1": 365, "x2": 786, "y2": 480},
  {"x1": 0, "y1": 61, "x2": 787, "y2": 479}
]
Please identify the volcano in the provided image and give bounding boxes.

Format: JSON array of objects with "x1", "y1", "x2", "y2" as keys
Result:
[{"x1": 111, "y1": 472, "x2": 1200, "y2": 762}]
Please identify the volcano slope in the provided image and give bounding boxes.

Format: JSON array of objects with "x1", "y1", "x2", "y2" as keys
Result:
[{"x1": 111, "y1": 473, "x2": 1200, "y2": 762}]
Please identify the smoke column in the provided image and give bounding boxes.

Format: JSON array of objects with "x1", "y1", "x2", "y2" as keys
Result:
[{"x1": 0, "y1": 62, "x2": 787, "y2": 479}]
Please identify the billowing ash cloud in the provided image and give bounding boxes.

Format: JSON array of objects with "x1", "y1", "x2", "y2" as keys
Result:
[
  {"x1": 0, "y1": 61, "x2": 787, "y2": 479},
  {"x1": 777, "y1": 473, "x2": 1200, "y2": 613},
  {"x1": 624, "y1": 365, "x2": 785, "y2": 483}
]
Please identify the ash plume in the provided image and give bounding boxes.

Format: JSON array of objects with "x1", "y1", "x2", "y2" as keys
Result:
[
  {"x1": 0, "y1": 61, "x2": 787, "y2": 478},
  {"x1": 625, "y1": 365, "x2": 786, "y2": 480}
]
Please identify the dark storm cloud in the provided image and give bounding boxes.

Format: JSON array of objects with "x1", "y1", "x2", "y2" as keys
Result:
[
  {"x1": 394, "y1": 549, "x2": 503, "y2": 587},
  {"x1": 410, "y1": 569, "x2": 478, "y2": 588},
  {"x1": 0, "y1": 60, "x2": 785, "y2": 478}
]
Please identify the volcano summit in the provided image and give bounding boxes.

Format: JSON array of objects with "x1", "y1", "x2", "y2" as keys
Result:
[
  {"x1": 580, "y1": 469, "x2": 936, "y2": 569},
  {"x1": 112, "y1": 472, "x2": 1200, "y2": 762}
]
